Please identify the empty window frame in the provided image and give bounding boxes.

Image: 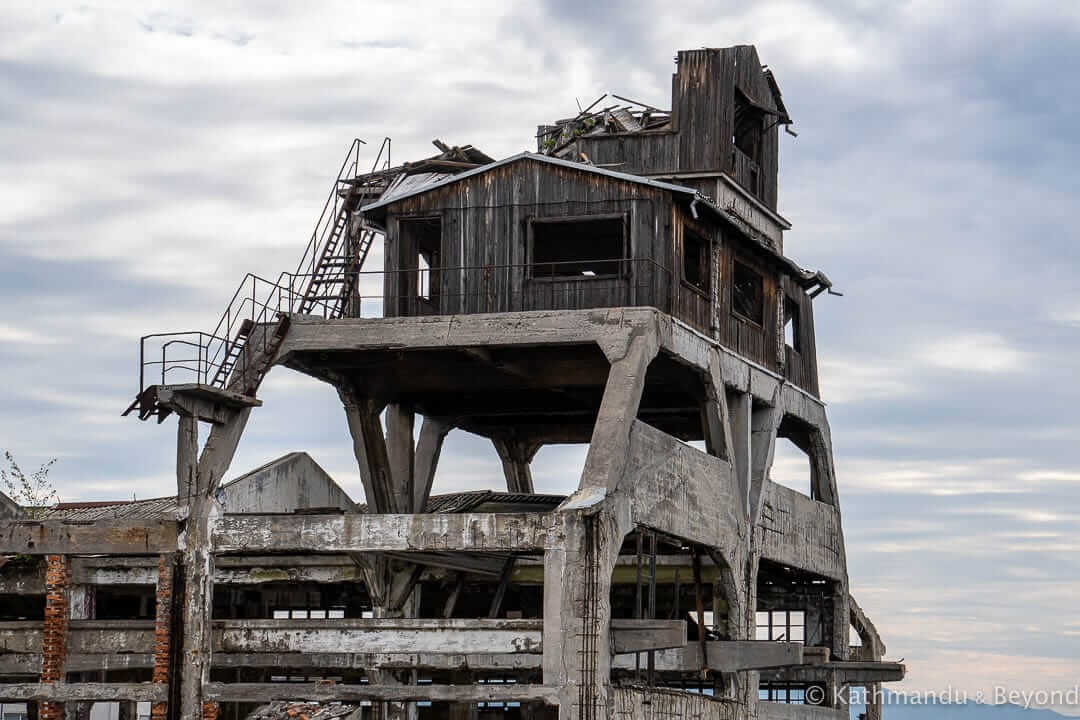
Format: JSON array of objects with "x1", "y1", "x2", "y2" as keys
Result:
[
  {"x1": 784, "y1": 294, "x2": 801, "y2": 353},
  {"x1": 732, "y1": 261, "x2": 764, "y2": 324},
  {"x1": 682, "y1": 228, "x2": 710, "y2": 294},
  {"x1": 399, "y1": 216, "x2": 441, "y2": 304},
  {"x1": 529, "y1": 215, "x2": 626, "y2": 279},
  {"x1": 756, "y1": 609, "x2": 805, "y2": 643},
  {"x1": 733, "y1": 89, "x2": 765, "y2": 162}
]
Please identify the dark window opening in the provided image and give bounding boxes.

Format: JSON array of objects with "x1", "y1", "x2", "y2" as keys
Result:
[
  {"x1": 732, "y1": 261, "x2": 764, "y2": 324},
  {"x1": 682, "y1": 228, "x2": 710, "y2": 294},
  {"x1": 734, "y1": 89, "x2": 765, "y2": 162},
  {"x1": 784, "y1": 295, "x2": 801, "y2": 353},
  {"x1": 530, "y1": 215, "x2": 625, "y2": 279},
  {"x1": 95, "y1": 585, "x2": 156, "y2": 620}
]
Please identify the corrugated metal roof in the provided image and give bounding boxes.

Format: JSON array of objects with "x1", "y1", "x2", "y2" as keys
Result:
[
  {"x1": 40, "y1": 496, "x2": 176, "y2": 521},
  {"x1": 356, "y1": 490, "x2": 566, "y2": 514},
  {"x1": 360, "y1": 151, "x2": 697, "y2": 214}
]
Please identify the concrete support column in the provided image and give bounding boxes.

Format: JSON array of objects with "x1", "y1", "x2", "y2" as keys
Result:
[
  {"x1": 40, "y1": 555, "x2": 70, "y2": 720},
  {"x1": 542, "y1": 511, "x2": 621, "y2": 720},
  {"x1": 492, "y1": 437, "x2": 540, "y2": 494}
]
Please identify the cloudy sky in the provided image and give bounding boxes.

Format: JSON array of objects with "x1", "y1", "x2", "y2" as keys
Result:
[{"x1": 2, "y1": 0, "x2": 1079, "y2": 714}]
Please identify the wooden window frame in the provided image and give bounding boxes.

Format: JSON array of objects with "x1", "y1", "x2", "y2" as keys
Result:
[{"x1": 681, "y1": 226, "x2": 712, "y2": 299}]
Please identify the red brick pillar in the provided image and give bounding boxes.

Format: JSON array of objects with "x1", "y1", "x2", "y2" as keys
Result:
[
  {"x1": 201, "y1": 703, "x2": 219, "y2": 720},
  {"x1": 151, "y1": 555, "x2": 175, "y2": 720},
  {"x1": 39, "y1": 555, "x2": 70, "y2": 720}
]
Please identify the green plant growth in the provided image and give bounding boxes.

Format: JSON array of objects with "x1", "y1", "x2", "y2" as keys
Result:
[{"x1": 2, "y1": 451, "x2": 58, "y2": 518}]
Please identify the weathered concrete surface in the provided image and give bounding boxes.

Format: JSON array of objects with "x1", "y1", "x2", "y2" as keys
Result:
[
  {"x1": 612, "y1": 686, "x2": 737, "y2": 720},
  {"x1": 69, "y1": 555, "x2": 362, "y2": 586},
  {"x1": 202, "y1": 683, "x2": 560, "y2": 704},
  {"x1": 219, "y1": 452, "x2": 356, "y2": 514},
  {"x1": 622, "y1": 420, "x2": 744, "y2": 564},
  {"x1": 1, "y1": 520, "x2": 178, "y2": 555},
  {"x1": 0, "y1": 561, "x2": 44, "y2": 593},
  {"x1": 0, "y1": 684, "x2": 166, "y2": 702},
  {"x1": 760, "y1": 661, "x2": 905, "y2": 685},
  {"x1": 610, "y1": 640, "x2": 801, "y2": 673},
  {"x1": 218, "y1": 618, "x2": 543, "y2": 655},
  {"x1": 213, "y1": 512, "x2": 566, "y2": 553},
  {"x1": 756, "y1": 703, "x2": 848, "y2": 720},
  {"x1": 757, "y1": 481, "x2": 845, "y2": 581}
]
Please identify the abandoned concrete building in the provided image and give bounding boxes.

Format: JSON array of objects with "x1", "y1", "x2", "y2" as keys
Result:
[{"x1": 0, "y1": 46, "x2": 904, "y2": 720}]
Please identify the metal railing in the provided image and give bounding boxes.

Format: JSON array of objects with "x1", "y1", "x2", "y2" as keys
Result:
[
  {"x1": 295, "y1": 257, "x2": 673, "y2": 320},
  {"x1": 135, "y1": 258, "x2": 673, "y2": 393},
  {"x1": 134, "y1": 137, "x2": 392, "y2": 396}
]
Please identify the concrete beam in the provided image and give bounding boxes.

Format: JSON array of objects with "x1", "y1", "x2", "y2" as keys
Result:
[
  {"x1": 0, "y1": 521, "x2": 178, "y2": 555},
  {"x1": 609, "y1": 619, "x2": 686, "y2": 654},
  {"x1": 611, "y1": 640, "x2": 801, "y2": 673},
  {"x1": 202, "y1": 682, "x2": 560, "y2": 704},
  {"x1": 212, "y1": 512, "x2": 565, "y2": 553},
  {"x1": 759, "y1": 661, "x2": 905, "y2": 685},
  {"x1": 0, "y1": 640, "x2": 802, "y2": 676},
  {"x1": 218, "y1": 618, "x2": 542, "y2": 655},
  {"x1": 0, "y1": 684, "x2": 166, "y2": 702},
  {"x1": 276, "y1": 309, "x2": 652, "y2": 363}
]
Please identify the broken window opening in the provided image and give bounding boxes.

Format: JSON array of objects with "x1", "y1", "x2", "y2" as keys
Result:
[
  {"x1": 682, "y1": 227, "x2": 710, "y2": 294},
  {"x1": 784, "y1": 294, "x2": 801, "y2": 353},
  {"x1": 734, "y1": 89, "x2": 765, "y2": 163},
  {"x1": 529, "y1": 215, "x2": 626, "y2": 279},
  {"x1": 732, "y1": 261, "x2": 764, "y2": 325}
]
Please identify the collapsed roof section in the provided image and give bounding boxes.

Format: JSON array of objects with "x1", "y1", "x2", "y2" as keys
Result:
[{"x1": 339, "y1": 139, "x2": 495, "y2": 208}]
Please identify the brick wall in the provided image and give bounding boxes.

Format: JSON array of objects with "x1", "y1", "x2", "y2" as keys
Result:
[
  {"x1": 151, "y1": 554, "x2": 174, "y2": 720},
  {"x1": 39, "y1": 554, "x2": 70, "y2": 720},
  {"x1": 201, "y1": 702, "x2": 219, "y2": 720}
]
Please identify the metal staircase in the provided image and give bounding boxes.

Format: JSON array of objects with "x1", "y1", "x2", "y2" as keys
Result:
[{"x1": 125, "y1": 138, "x2": 393, "y2": 417}]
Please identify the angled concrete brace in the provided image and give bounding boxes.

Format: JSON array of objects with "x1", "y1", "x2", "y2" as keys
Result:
[
  {"x1": 491, "y1": 436, "x2": 542, "y2": 495},
  {"x1": 579, "y1": 330, "x2": 661, "y2": 493},
  {"x1": 413, "y1": 417, "x2": 452, "y2": 512},
  {"x1": 749, "y1": 390, "x2": 782, "y2": 527},
  {"x1": 338, "y1": 387, "x2": 394, "y2": 513},
  {"x1": 702, "y1": 350, "x2": 736, "y2": 465}
]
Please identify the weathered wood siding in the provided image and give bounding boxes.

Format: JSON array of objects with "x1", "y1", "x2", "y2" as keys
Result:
[
  {"x1": 716, "y1": 241, "x2": 780, "y2": 371},
  {"x1": 570, "y1": 46, "x2": 781, "y2": 209},
  {"x1": 780, "y1": 276, "x2": 820, "y2": 397},
  {"x1": 382, "y1": 158, "x2": 675, "y2": 318}
]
